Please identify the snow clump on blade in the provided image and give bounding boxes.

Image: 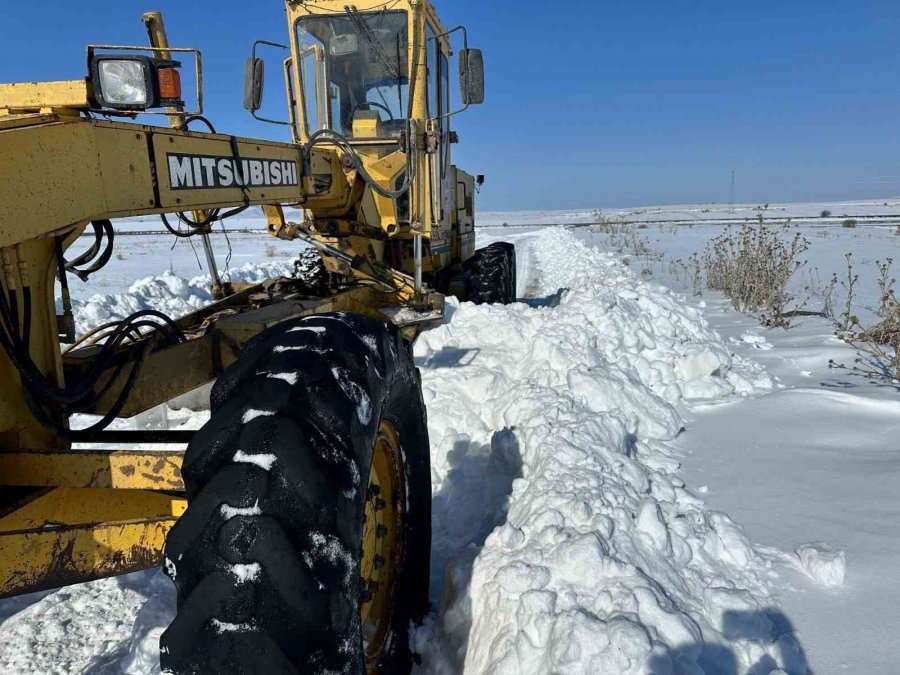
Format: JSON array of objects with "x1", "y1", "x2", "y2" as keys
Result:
[{"x1": 68, "y1": 260, "x2": 295, "y2": 335}]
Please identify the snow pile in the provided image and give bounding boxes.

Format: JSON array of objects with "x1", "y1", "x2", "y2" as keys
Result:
[
  {"x1": 416, "y1": 229, "x2": 784, "y2": 673},
  {"x1": 795, "y1": 544, "x2": 846, "y2": 589},
  {"x1": 70, "y1": 260, "x2": 295, "y2": 335}
]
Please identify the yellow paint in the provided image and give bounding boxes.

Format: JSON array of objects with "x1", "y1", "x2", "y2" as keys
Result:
[
  {"x1": 0, "y1": 451, "x2": 185, "y2": 491},
  {"x1": 0, "y1": 80, "x2": 90, "y2": 112}
]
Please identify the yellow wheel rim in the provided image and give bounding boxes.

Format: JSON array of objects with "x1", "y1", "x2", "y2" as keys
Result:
[{"x1": 360, "y1": 419, "x2": 406, "y2": 672}]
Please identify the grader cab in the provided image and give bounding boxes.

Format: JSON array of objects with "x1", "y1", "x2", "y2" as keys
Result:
[{"x1": 0, "y1": 1, "x2": 516, "y2": 672}]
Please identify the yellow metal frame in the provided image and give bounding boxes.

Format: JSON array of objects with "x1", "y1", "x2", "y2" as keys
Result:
[
  {"x1": 0, "y1": 488, "x2": 185, "y2": 598},
  {"x1": 0, "y1": 0, "x2": 474, "y2": 603},
  {"x1": 0, "y1": 81, "x2": 90, "y2": 113}
]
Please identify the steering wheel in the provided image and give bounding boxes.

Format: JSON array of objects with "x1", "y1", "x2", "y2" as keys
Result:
[{"x1": 350, "y1": 100, "x2": 395, "y2": 121}]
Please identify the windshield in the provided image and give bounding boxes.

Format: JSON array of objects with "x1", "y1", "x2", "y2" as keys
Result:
[{"x1": 296, "y1": 10, "x2": 408, "y2": 139}]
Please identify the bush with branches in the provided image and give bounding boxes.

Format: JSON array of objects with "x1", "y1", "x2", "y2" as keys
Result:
[
  {"x1": 701, "y1": 208, "x2": 809, "y2": 326},
  {"x1": 832, "y1": 256, "x2": 900, "y2": 382}
]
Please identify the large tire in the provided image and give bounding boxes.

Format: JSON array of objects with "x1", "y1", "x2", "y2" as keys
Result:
[
  {"x1": 161, "y1": 313, "x2": 431, "y2": 674},
  {"x1": 466, "y1": 242, "x2": 516, "y2": 305},
  {"x1": 292, "y1": 248, "x2": 331, "y2": 296}
]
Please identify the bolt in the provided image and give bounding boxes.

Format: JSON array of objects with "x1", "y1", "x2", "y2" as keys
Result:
[
  {"x1": 374, "y1": 498, "x2": 387, "y2": 511},
  {"x1": 376, "y1": 525, "x2": 388, "y2": 538},
  {"x1": 374, "y1": 555, "x2": 385, "y2": 570}
]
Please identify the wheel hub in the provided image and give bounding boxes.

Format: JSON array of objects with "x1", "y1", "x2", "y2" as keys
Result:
[{"x1": 360, "y1": 419, "x2": 406, "y2": 672}]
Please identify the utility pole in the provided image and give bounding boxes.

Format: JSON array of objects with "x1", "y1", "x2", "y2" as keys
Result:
[{"x1": 730, "y1": 171, "x2": 735, "y2": 214}]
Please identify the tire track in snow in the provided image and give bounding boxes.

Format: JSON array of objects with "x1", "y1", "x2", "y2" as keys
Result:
[{"x1": 414, "y1": 228, "x2": 798, "y2": 674}]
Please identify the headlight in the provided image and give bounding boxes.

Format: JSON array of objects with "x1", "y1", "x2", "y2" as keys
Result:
[
  {"x1": 97, "y1": 59, "x2": 150, "y2": 106},
  {"x1": 89, "y1": 55, "x2": 183, "y2": 111}
]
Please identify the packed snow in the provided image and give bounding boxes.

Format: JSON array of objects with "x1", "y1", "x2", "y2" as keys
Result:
[
  {"x1": 413, "y1": 229, "x2": 798, "y2": 674},
  {"x1": 68, "y1": 259, "x2": 296, "y2": 336},
  {"x1": 0, "y1": 204, "x2": 897, "y2": 673}
]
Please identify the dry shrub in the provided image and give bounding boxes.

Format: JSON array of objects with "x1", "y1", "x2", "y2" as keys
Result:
[
  {"x1": 702, "y1": 218, "x2": 809, "y2": 326},
  {"x1": 802, "y1": 267, "x2": 837, "y2": 319},
  {"x1": 833, "y1": 256, "x2": 900, "y2": 382},
  {"x1": 591, "y1": 210, "x2": 654, "y2": 260}
]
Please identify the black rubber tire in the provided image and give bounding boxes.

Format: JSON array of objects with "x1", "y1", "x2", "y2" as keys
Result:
[
  {"x1": 465, "y1": 242, "x2": 516, "y2": 305},
  {"x1": 292, "y1": 248, "x2": 330, "y2": 296},
  {"x1": 160, "y1": 312, "x2": 431, "y2": 675}
]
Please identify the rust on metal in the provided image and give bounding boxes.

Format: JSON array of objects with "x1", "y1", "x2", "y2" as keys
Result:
[{"x1": 0, "y1": 488, "x2": 185, "y2": 598}]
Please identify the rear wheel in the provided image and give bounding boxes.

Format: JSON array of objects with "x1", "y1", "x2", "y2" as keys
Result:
[
  {"x1": 466, "y1": 242, "x2": 517, "y2": 305},
  {"x1": 161, "y1": 312, "x2": 431, "y2": 674}
]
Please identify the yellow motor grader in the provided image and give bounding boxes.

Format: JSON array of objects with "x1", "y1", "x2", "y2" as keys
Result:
[{"x1": 0, "y1": 1, "x2": 516, "y2": 672}]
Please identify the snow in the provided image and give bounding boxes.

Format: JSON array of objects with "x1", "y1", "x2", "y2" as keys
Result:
[
  {"x1": 415, "y1": 229, "x2": 789, "y2": 674},
  {"x1": 232, "y1": 450, "x2": 278, "y2": 472},
  {"x1": 229, "y1": 563, "x2": 262, "y2": 584},
  {"x1": 795, "y1": 545, "x2": 846, "y2": 589},
  {"x1": 303, "y1": 532, "x2": 355, "y2": 587},
  {"x1": 241, "y1": 408, "x2": 276, "y2": 424},
  {"x1": 665, "y1": 297, "x2": 900, "y2": 672},
  {"x1": 69, "y1": 259, "x2": 297, "y2": 336},
  {"x1": 268, "y1": 371, "x2": 299, "y2": 385},
  {"x1": 331, "y1": 366, "x2": 373, "y2": 425},
  {"x1": 0, "y1": 204, "x2": 897, "y2": 673},
  {"x1": 478, "y1": 198, "x2": 900, "y2": 229},
  {"x1": 287, "y1": 325, "x2": 327, "y2": 334},
  {"x1": 210, "y1": 620, "x2": 256, "y2": 634},
  {"x1": 0, "y1": 574, "x2": 163, "y2": 674},
  {"x1": 220, "y1": 500, "x2": 262, "y2": 521}
]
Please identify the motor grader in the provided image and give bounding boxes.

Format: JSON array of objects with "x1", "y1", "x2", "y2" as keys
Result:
[{"x1": 0, "y1": 1, "x2": 516, "y2": 671}]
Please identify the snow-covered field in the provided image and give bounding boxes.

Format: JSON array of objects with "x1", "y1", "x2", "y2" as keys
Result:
[
  {"x1": 479, "y1": 198, "x2": 900, "y2": 228},
  {"x1": 1, "y1": 202, "x2": 898, "y2": 673}
]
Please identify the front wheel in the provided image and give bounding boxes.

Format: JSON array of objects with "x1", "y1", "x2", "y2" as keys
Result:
[
  {"x1": 161, "y1": 313, "x2": 431, "y2": 674},
  {"x1": 466, "y1": 242, "x2": 517, "y2": 305}
]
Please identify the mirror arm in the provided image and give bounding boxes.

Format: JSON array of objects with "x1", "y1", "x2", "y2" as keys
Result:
[
  {"x1": 431, "y1": 25, "x2": 471, "y2": 120},
  {"x1": 248, "y1": 39, "x2": 293, "y2": 127}
]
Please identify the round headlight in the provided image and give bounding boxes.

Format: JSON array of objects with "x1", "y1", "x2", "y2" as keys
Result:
[{"x1": 98, "y1": 60, "x2": 150, "y2": 106}]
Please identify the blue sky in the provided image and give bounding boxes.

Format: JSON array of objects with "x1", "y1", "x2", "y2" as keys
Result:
[{"x1": 5, "y1": 0, "x2": 900, "y2": 211}]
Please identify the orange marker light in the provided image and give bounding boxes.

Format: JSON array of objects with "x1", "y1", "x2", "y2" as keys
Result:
[{"x1": 158, "y1": 68, "x2": 182, "y2": 101}]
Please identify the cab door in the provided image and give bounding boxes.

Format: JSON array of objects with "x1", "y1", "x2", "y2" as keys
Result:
[{"x1": 425, "y1": 23, "x2": 452, "y2": 260}]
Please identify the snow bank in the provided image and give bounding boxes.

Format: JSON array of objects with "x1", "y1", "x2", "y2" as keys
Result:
[
  {"x1": 416, "y1": 229, "x2": 783, "y2": 673},
  {"x1": 70, "y1": 260, "x2": 295, "y2": 335}
]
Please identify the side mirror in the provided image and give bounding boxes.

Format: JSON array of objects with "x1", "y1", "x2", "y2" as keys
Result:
[
  {"x1": 243, "y1": 57, "x2": 264, "y2": 112},
  {"x1": 459, "y1": 48, "x2": 485, "y2": 106},
  {"x1": 476, "y1": 175, "x2": 485, "y2": 187}
]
